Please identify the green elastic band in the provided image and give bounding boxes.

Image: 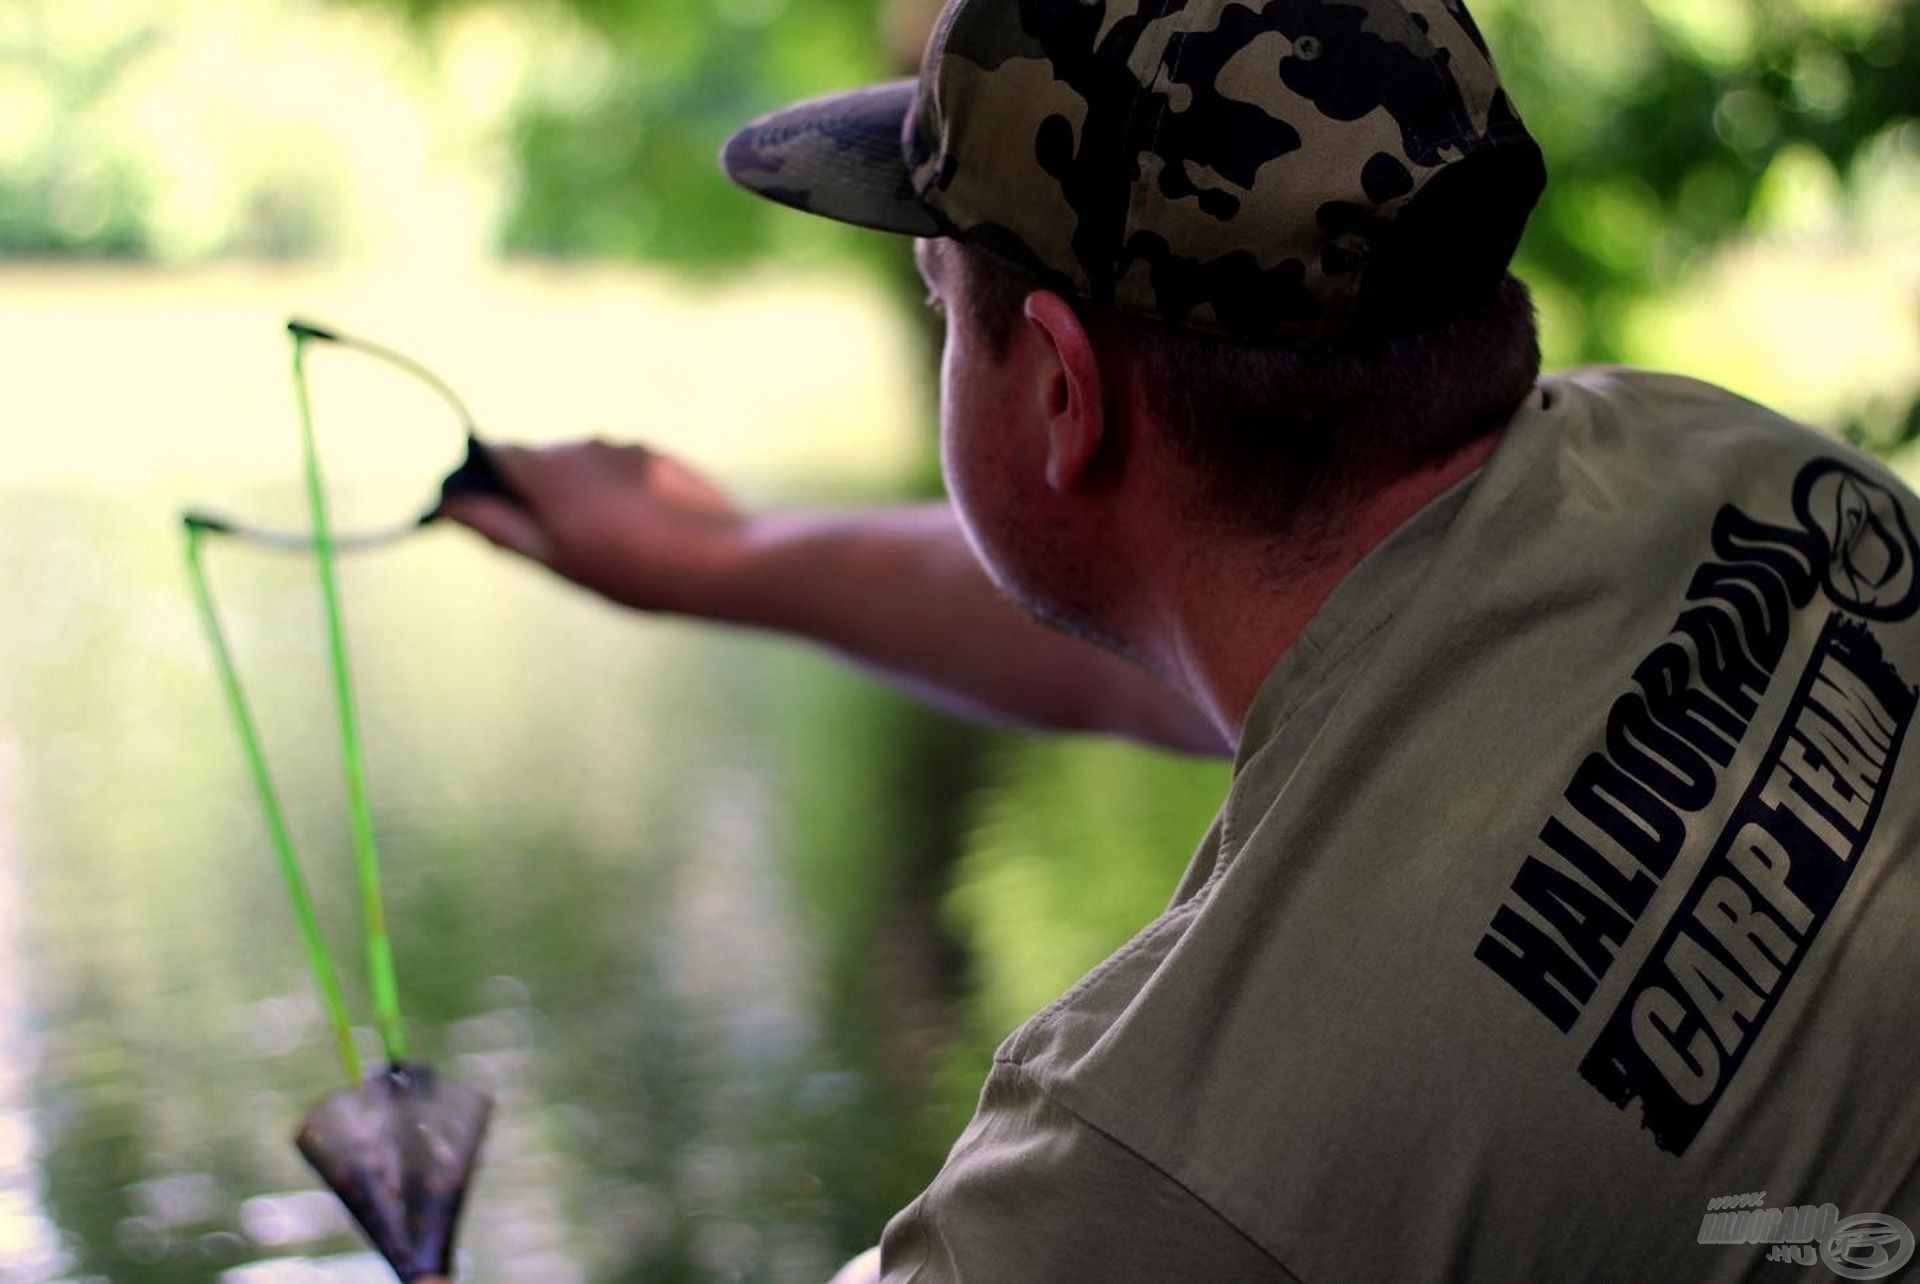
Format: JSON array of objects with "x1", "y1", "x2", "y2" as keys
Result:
[
  {"x1": 185, "y1": 525, "x2": 363, "y2": 1082},
  {"x1": 291, "y1": 336, "x2": 408, "y2": 1064}
]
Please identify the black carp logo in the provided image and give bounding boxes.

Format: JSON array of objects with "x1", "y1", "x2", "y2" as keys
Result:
[
  {"x1": 1478, "y1": 451, "x2": 1920, "y2": 1157},
  {"x1": 1794, "y1": 459, "x2": 1920, "y2": 621}
]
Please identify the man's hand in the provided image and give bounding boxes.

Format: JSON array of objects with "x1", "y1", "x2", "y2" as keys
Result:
[{"x1": 439, "y1": 440, "x2": 746, "y2": 616}]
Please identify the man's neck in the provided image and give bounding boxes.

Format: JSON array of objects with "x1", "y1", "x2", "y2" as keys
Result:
[{"x1": 1158, "y1": 429, "x2": 1504, "y2": 751}]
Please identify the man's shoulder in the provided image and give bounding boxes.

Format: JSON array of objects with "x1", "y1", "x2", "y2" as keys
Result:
[
  {"x1": 1532, "y1": 364, "x2": 1805, "y2": 433},
  {"x1": 1488, "y1": 363, "x2": 1905, "y2": 532}
]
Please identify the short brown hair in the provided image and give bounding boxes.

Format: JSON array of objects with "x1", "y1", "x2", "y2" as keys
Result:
[{"x1": 953, "y1": 243, "x2": 1540, "y2": 539}]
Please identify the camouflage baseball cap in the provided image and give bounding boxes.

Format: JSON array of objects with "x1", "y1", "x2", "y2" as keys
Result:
[{"x1": 722, "y1": 0, "x2": 1545, "y2": 347}]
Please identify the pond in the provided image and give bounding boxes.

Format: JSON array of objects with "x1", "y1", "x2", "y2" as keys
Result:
[{"x1": 0, "y1": 265, "x2": 1225, "y2": 1283}]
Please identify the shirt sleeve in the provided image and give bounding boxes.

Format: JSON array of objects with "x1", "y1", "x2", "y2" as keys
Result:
[{"x1": 879, "y1": 1062, "x2": 1298, "y2": 1283}]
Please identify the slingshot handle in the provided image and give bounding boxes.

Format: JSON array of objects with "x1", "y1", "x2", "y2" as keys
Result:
[{"x1": 435, "y1": 436, "x2": 525, "y2": 512}]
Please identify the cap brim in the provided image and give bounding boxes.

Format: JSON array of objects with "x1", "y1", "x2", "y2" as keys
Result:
[{"x1": 721, "y1": 79, "x2": 940, "y2": 238}]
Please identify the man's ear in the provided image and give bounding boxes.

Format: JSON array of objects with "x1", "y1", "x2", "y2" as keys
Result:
[{"x1": 1022, "y1": 290, "x2": 1107, "y2": 492}]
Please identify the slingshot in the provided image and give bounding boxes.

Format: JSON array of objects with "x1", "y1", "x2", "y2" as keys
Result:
[{"x1": 183, "y1": 321, "x2": 519, "y2": 1281}]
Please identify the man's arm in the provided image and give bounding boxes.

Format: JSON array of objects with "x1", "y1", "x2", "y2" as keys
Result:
[{"x1": 438, "y1": 441, "x2": 1226, "y2": 755}]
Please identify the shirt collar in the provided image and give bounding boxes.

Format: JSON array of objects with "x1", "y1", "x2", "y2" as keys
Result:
[{"x1": 1238, "y1": 476, "x2": 1479, "y2": 763}]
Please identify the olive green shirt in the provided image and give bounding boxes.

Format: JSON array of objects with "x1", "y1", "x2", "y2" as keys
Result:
[{"x1": 880, "y1": 369, "x2": 1920, "y2": 1282}]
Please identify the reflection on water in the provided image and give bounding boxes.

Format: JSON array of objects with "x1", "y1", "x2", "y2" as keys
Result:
[
  {"x1": 0, "y1": 269, "x2": 962, "y2": 1283},
  {"x1": 1, "y1": 482, "x2": 958, "y2": 1282},
  {"x1": 0, "y1": 728, "x2": 62, "y2": 1278}
]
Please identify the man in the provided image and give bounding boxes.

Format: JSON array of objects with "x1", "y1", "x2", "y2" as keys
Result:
[{"x1": 446, "y1": 0, "x2": 1920, "y2": 1279}]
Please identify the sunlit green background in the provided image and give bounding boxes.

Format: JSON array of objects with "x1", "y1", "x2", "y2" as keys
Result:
[{"x1": 1, "y1": 0, "x2": 1916, "y2": 1280}]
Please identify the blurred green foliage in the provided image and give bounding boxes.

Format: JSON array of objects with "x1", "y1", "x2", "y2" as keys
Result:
[
  {"x1": 331, "y1": 0, "x2": 1920, "y2": 365},
  {"x1": 1479, "y1": 0, "x2": 1920, "y2": 362},
  {"x1": 0, "y1": 13, "x2": 157, "y2": 255},
  {"x1": 12, "y1": 0, "x2": 1916, "y2": 365},
  {"x1": 337, "y1": 0, "x2": 905, "y2": 273}
]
